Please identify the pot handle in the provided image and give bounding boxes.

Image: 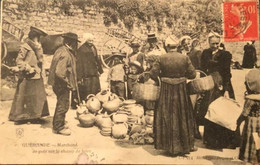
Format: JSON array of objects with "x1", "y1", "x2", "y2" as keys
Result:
[
  {"x1": 97, "y1": 108, "x2": 103, "y2": 115},
  {"x1": 108, "y1": 112, "x2": 116, "y2": 117},
  {"x1": 124, "y1": 122, "x2": 128, "y2": 129},
  {"x1": 118, "y1": 97, "x2": 125, "y2": 102},
  {"x1": 87, "y1": 94, "x2": 96, "y2": 100}
]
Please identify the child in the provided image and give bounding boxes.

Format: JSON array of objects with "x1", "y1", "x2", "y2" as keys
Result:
[
  {"x1": 237, "y1": 68, "x2": 260, "y2": 164},
  {"x1": 127, "y1": 61, "x2": 144, "y2": 98},
  {"x1": 107, "y1": 55, "x2": 125, "y2": 97}
]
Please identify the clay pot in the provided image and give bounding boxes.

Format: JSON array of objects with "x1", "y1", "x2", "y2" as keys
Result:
[
  {"x1": 145, "y1": 110, "x2": 154, "y2": 126},
  {"x1": 96, "y1": 89, "x2": 112, "y2": 103},
  {"x1": 125, "y1": 104, "x2": 144, "y2": 118},
  {"x1": 129, "y1": 123, "x2": 144, "y2": 136},
  {"x1": 145, "y1": 125, "x2": 153, "y2": 135},
  {"x1": 112, "y1": 122, "x2": 128, "y2": 139},
  {"x1": 95, "y1": 109, "x2": 104, "y2": 128},
  {"x1": 86, "y1": 94, "x2": 101, "y2": 114},
  {"x1": 123, "y1": 99, "x2": 136, "y2": 105},
  {"x1": 112, "y1": 113, "x2": 128, "y2": 123},
  {"x1": 100, "y1": 113, "x2": 113, "y2": 129},
  {"x1": 103, "y1": 95, "x2": 120, "y2": 113},
  {"x1": 78, "y1": 110, "x2": 95, "y2": 127},
  {"x1": 111, "y1": 95, "x2": 125, "y2": 107},
  {"x1": 76, "y1": 104, "x2": 87, "y2": 119}
]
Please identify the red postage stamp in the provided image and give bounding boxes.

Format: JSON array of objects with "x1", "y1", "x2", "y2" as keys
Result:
[{"x1": 223, "y1": 1, "x2": 259, "y2": 42}]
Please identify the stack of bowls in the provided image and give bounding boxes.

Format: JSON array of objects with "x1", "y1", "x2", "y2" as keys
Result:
[{"x1": 100, "y1": 115, "x2": 113, "y2": 136}]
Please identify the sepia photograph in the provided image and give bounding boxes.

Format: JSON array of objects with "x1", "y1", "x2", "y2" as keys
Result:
[{"x1": 0, "y1": 0, "x2": 259, "y2": 164}]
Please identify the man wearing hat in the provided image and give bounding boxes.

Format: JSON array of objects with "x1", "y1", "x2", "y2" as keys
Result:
[
  {"x1": 74, "y1": 33, "x2": 103, "y2": 106},
  {"x1": 48, "y1": 32, "x2": 80, "y2": 135},
  {"x1": 128, "y1": 41, "x2": 145, "y2": 66},
  {"x1": 9, "y1": 26, "x2": 50, "y2": 124},
  {"x1": 146, "y1": 33, "x2": 166, "y2": 56}
]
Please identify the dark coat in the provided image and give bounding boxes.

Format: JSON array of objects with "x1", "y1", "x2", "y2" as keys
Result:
[
  {"x1": 48, "y1": 45, "x2": 77, "y2": 90},
  {"x1": 242, "y1": 44, "x2": 257, "y2": 68},
  {"x1": 16, "y1": 39, "x2": 43, "y2": 79},
  {"x1": 188, "y1": 49, "x2": 202, "y2": 70},
  {"x1": 76, "y1": 42, "x2": 103, "y2": 80},
  {"x1": 200, "y1": 48, "x2": 240, "y2": 149},
  {"x1": 154, "y1": 51, "x2": 196, "y2": 79},
  {"x1": 201, "y1": 48, "x2": 232, "y2": 84}
]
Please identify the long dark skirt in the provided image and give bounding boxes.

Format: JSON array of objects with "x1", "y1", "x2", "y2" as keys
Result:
[
  {"x1": 239, "y1": 117, "x2": 260, "y2": 163},
  {"x1": 201, "y1": 87, "x2": 240, "y2": 148},
  {"x1": 155, "y1": 80, "x2": 195, "y2": 155},
  {"x1": 79, "y1": 76, "x2": 101, "y2": 101},
  {"x1": 9, "y1": 78, "x2": 49, "y2": 121}
]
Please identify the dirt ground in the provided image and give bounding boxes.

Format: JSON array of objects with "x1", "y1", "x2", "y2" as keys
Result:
[{"x1": 0, "y1": 68, "x2": 252, "y2": 164}]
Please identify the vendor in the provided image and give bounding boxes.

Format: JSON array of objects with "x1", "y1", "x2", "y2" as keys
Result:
[{"x1": 150, "y1": 34, "x2": 197, "y2": 156}]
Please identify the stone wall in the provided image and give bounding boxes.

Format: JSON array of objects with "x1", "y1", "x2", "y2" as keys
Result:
[
  {"x1": 2, "y1": 0, "x2": 178, "y2": 55},
  {"x1": 2, "y1": 0, "x2": 111, "y2": 54},
  {"x1": 2, "y1": 0, "x2": 259, "y2": 63}
]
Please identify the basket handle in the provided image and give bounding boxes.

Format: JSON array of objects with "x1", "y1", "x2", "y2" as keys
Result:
[
  {"x1": 195, "y1": 70, "x2": 208, "y2": 77},
  {"x1": 157, "y1": 76, "x2": 161, "y2": 88}
]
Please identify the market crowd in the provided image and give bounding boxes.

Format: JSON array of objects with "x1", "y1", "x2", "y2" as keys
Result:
[{"x1": 7, "y1": 26, "x2": 259, "y2": 164}]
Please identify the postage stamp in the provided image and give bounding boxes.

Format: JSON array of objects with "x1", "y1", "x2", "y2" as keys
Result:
[{"x1": 223, "y1": 1, "x2": 259, "y2": 41}]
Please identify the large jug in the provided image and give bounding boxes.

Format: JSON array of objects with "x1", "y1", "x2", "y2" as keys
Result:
[
  {"x1": 86, "y1": 94, "x2": 101, "y2": 114},
  {"x1": 112, "y1": 122, "x2": 128, "y2": 139}
]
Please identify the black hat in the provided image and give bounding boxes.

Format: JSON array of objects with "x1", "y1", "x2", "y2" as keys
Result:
[
  {"x1": 130, "y1": 41, "x2": 140, "y2": 48},
  {"x1": 62, "y1": 32, "x2": 81, "y2": 42},
  {"x1": 147, "y1": 33, "x2": 157, "y2": 43},
  {"x1": 30, "y1": 26, "x2": 48, "y2": 36}
]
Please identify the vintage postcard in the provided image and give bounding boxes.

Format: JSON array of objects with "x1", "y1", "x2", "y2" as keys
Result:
[{"x1": 0, "y1": 0, "x2": 259, "y2": 164}]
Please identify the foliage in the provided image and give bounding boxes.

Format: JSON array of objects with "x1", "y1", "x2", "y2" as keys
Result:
[{"x1": 7, "y1": 0, "x2": 223, "y2": 35}]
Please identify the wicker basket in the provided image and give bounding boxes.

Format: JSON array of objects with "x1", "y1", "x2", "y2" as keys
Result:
[
  {"x1": 132, "y1": 77, "x2": 160, "y2": 101},
  {"x1": 187, "y1": 70, "x2": 214, "y2": 94}
]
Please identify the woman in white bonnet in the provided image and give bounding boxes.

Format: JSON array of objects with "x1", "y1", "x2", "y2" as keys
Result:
[{"x1": 72, "y1": 32, "x2": 103, "y2": 107}]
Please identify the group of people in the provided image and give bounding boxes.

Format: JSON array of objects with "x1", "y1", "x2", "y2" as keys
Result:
[{"x1": 7, "y1": 26, "x2": 260, "y2": 164}]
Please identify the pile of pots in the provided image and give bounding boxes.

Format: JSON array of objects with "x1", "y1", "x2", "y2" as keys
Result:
[{"x1": 76, "y1": 89, "x2": 155, "y2": 142}]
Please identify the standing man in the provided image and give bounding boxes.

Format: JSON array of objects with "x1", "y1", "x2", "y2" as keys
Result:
[
  {"x1": 75, "y1": 33, "x2": 103, "y2": 103},
  {"x1": 48, "y1": 32, "x2": 80, "y2": 136},
  {"x1": 128, "y1": 41, "x2": 145, "y2": 65}
]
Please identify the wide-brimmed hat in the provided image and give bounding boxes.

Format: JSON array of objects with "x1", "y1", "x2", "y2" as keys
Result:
[
  {"x1": 30, "y1": 26, "x2": 48, "y2": 36},
  {"x1": 62, "y1": 32, "x2": 81, "y2": 42},
  {"x1": 245, "y1": 68, "x2": 260, "y2": 93},
  {"x1": 130, "y1": 41, "x2": 140, "y2": 48},
  {"x1": 129, "y1": 61, "x2": 143, "y2": 73},
  {"x1": 147, "y1": 33, "x2": 157, "y2": 43},
  {"x1": 165, "y1": 35, "x2": 179, "y2": 47}
]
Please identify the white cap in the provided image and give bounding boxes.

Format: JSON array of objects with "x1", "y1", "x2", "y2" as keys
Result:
[{"x1": 82, "y1": 33, "x2": 95, "y2": 43}]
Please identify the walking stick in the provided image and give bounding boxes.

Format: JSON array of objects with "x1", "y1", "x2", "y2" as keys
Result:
[{"x1": 124, "y1": 53, "x2": 130, "y2": 99}]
